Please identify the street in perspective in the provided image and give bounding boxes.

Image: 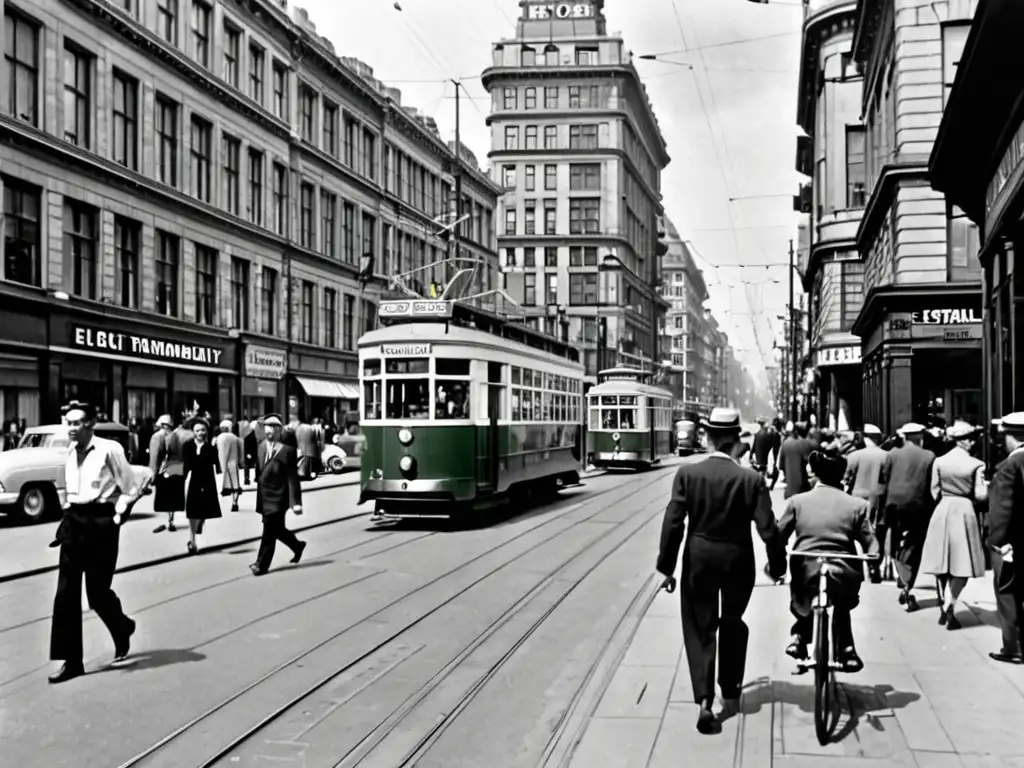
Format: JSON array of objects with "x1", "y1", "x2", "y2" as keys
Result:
[{"x1": 2, "y1": 0, "x2": 1024, "y2": 766}]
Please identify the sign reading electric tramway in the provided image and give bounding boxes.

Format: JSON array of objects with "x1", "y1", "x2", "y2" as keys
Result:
[
  {"x1": 527, "y1": 3, "x2": 594, "y2": 19},
  {"x1": 911, "y1": 309, "x2": 982, "y2": 324}
]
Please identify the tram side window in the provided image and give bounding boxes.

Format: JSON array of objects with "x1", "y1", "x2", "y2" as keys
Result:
[
  {"x1": 589, "y1": 405, "x2": 599, "y2": 429},
  {"x1": 386, "y1": 358, "x2": 429, "y2": 375},
  {"x1": 436, "y1": 380, "x2": 470, "y2": 419},
  {"x1": 386, "y1": 380, "x2": 430, "y2": 419}
]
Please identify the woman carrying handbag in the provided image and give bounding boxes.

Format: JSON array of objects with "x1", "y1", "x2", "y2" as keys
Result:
[
  {"x1": 182, "y1": 417, "x2": 222, "y2": 554},
  {"x1": 919, "y1": 420, "x2": 989, "y2": 629}
]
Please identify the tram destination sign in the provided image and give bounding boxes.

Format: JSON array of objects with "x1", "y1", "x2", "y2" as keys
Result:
[
  {"x1": 380, "y1": 344, "x2": 431, "y2": 357},
  {"x1": 378, "y1": 300, "x2": 453, "y2": 320}
]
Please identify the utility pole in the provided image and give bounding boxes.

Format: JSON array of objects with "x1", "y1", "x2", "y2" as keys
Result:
[
  {"x1": 451, "y1": 79, "x2": 462, "y2": 268},
  {"x1": 788, "y1": 238, "x2": 798, "y2": 423}
]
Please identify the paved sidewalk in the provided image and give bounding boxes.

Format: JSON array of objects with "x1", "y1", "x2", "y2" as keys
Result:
[
  {"x1": 0, "y1": 472, "x2": 363, "y2": 582},
  {"x1": 566, "y1": 500, "x2": 1024, "y2": 766}
]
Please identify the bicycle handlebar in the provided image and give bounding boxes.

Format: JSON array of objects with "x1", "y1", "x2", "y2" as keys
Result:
[{"x1": 790, "y1": 551, "x2": 879, "y2": 562}]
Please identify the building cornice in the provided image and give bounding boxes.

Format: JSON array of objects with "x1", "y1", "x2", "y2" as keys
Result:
[
  {"x1": 854, "y1": 162, "x2": 930, "y2": 252},
  {"x1": 850, "y1": 282, "x2": 982, "y2": 336},
  {"x1": 796, "y1": 1, "x2": 859, "y2": 133}
]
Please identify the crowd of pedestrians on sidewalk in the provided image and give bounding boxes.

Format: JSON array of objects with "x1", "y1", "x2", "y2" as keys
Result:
[{"x1": 654, "y1": 405, "x2": 1024, "y2": 735}]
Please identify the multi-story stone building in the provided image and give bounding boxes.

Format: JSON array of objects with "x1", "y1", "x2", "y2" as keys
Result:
[
  {"x1": 482, "y1": 0, "x2": 670, "y2": 380},
  {"x1": 849, "y1": 0, "x2": 981, "y2": 433},
  {"x1": 0, "y1": 0, "x2": 498, "y2": 428},
  {"x1": 658, "y1": 216, "x2": 711, "y2": 413},
  {"x1": 795, "y1": 0, "x2": 867, "y2": 432}
]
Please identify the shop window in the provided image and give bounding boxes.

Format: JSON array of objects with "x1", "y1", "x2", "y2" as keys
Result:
[
  {"x1": 230, "y1": 256, "x2": 250, "y2": 330},
  {"x1": 2, "y1": 176, "x2": 41, "y2": 287},
  {"x1": 115, "y1": 216, "x2": 140, "y2": 309},
  {"x1": 64, "y1": 200, "x2": 97, "y2": 300}
]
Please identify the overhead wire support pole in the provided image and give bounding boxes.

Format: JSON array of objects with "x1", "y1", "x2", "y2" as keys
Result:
[
  {"x1": 451, "y1": 79, "x2": 463, "y2": 270},
  {"x1": 789, "y1": 238, "x2": 798, "y2": 423}
]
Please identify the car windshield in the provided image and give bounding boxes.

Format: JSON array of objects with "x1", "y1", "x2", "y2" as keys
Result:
[{"x1": 18, "y1": 431, "x2": 70, "y2": 449}]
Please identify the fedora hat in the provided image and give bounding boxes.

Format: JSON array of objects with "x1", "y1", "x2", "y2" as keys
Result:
[
  {"x1": 898, "y1": 422, "x2": 926, "y2": 436},
  {"x1": 999, "y1": 412, "x2": 1024, "y2": 434},
  {"x1": 156, "y1": 414, "x2": 174, "y2": 428},
  {"x1": 701, "y1": 407, "x2": 741, "y2": 432},
  {"x1": 946, "y1": 420, "x2": 978, "y2": 440},
  {"x1": 862, "y1": 423, "x2": 883, "y2": 437}
]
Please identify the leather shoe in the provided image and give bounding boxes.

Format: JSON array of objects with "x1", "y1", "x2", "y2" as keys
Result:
[
  {"x1": 114, "y1": 618, "x2": 136, "y2": 663},
  {"x1": 290, "y1": 541, "x2": 307, "y2": 565},
  {"x1": 696, "y1": 700, "x2": 718, "y2": 734},
  {"x1": 250, "y1": 564, "x2": 266, "y2": 577},
  {"x1": 48, "y1": 662, "x2": 85, "y2": 684},
  {"x1": 990, "y1": 651, "x2": 1024, "y2": 665}
]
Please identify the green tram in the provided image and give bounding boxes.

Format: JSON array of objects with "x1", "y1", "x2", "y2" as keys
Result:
[
  {"x1": 586, "y1": 367, "x2": 674, "y2": 470},
  {"x1": 357, "y1": 299, "x2": 585, "y2": 518}
]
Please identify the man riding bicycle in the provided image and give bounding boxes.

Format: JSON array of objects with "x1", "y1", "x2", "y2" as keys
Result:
[{"x1": 777, "y1": 447, "x2": 879, "y2": 672}]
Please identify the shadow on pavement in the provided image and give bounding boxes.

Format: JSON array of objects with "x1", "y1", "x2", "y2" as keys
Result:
[
  {"x1": 719, "y1": 676, "x2": 919, "y2": 744},
  {"x1": 101, "y1": 648, "x2": 207, "y2": 673}
]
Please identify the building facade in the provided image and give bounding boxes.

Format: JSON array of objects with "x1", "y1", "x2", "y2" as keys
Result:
[
  {"x1": 795, "y1": 0, "x2": 867, "y2": 432},
  {"x1": 483, "y1": 0, "x2": 670, "y2": 380},
  {"x1": 658, "y1": 217, "x2": 714, "y2": 414},
  {"x1": 930, "y1": 0, "x2": 1024, "y2": 457},
  {"x1": 0, "y1": 0, "x2": 498, "y2": 428},
  {"x1": 849, "y1": 0, "x2": 982, "y2": 435}
]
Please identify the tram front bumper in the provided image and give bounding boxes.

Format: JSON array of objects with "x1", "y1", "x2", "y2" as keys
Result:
[
  {"x1": 594, "y1": 451, "x2": 643, "y2": 462},
  {"x1": 360, "y1": 476, "x2": 476, "y2": 503}
]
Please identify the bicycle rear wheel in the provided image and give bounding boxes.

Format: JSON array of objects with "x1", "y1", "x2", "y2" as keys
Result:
[{"x1": 813, "y1": 607, "x2": 833, "y2": 745}]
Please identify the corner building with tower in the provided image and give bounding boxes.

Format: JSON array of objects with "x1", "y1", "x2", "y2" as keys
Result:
[{"x1": 483, "y1": 0, "x2": 670, "y2": 382}]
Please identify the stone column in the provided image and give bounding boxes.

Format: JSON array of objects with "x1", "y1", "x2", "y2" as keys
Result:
[{"x1": 887, "y1": 347, "x2": 914, "y2": 432}]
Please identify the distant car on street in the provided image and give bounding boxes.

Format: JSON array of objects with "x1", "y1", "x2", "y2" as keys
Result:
[{"x1": 0, "y1": 422, "x2": 152, "y2": 524}]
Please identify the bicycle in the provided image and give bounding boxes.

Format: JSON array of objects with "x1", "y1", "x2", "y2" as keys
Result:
[{"x1": 787, "y1": 550, "x2": 879, "y2": 745}]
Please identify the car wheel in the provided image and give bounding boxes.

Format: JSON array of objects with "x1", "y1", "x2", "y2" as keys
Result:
[
  {"x1": 17, "y1": 485, "x2": 52, "y2": 524},
  {"x1": 327, "y1": 456, "x2": 346, "y2": 473}
]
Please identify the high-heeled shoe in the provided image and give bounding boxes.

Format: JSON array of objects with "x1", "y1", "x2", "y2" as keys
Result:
[{"x1": 187, "y1": 541, "x2": 198, "y2": 555}]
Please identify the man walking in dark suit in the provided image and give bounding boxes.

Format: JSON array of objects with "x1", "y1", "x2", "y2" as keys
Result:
[
  {"x1": 885, "y1": 422, "x2": 936, "y2": 611},
  {"x1": 987, "y1": 412, "x2": 1024, "y2": 665},
  {"x1": 779, "y1": 422, "x2": 815, "y2": 498},
  {"x1": 657, "y1": 407, "x2": 786, "y2": 734},
  {"x1": 251, "y1": 414, "x2": 306, "y2": 576}
]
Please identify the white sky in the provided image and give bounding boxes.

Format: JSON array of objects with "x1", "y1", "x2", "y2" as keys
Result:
[{"x1": 296, "y1": 0, "x2": 807, "y2": 381}]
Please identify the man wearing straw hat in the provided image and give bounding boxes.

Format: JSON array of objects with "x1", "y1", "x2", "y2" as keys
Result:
[
  {"x1": 657, "y1": 407, "x2": 786, "y2": 734},
  {"x1": 885, "y1": 422, "x2": 936, "y2": 611},
  {"x1": 987, "y1": 412, "x2": 1024, "y2": 664}
]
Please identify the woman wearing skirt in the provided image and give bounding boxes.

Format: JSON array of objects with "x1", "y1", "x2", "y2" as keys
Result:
[
  {"x1": 182, "y1": 418, "x2": 222, "y2": 554},
  {"x1": 149, "y1": 414, "x2": 186, "y2": 533},
  {"x1": 217, "y1": 419, "x2": 244, "y2": 511},
  {"x1": 919, "y1": 420, "x2": 988, "y2": 630}
]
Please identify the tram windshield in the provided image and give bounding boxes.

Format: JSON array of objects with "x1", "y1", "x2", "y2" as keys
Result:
[
  {"x1": 386, "y1": 380, "x2": 430, "y2": 419},
  {"x1": 590, "y1": 395, "x2": 639, "y2": 430},
  {"x1": 362, "y1": 356, "x2": 472, "y2": 421}
]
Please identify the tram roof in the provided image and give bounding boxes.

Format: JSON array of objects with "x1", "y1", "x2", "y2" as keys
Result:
[
  {"x1": 587, "y1": 378, "x2": 675, "y2": 398},
  {"x1": 361, "y1": 301, "x2": 582, "y2": 367}
]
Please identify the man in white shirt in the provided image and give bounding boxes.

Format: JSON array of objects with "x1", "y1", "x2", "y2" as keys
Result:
[{"x1": 49, "y1": 401, "x2": 140, "y2": 684}]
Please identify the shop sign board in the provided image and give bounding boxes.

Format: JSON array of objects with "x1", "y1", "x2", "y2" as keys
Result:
[
  {"x1": 70, "y1": 324, "x2": 227, "y2": 366},
  {"x1": 816, "y1": 345, "x2": 861, "y2": 367},
  {"x1": 378, "y1": 300, "x2": 452, "y2": 320},
  {"x1": 380, "y1": 344, "x2": 431, "y2": 357},
  {"x1": 526, "y1": 2, "x2": 594, "y2": 19},
  {"x1": 943, "y1": 328, "x2": 974, "y2": 342},
  {"x1": 245, "y1": 345, "x2": 287, "y2": 379},
  {"x1": 911, "y1": 308, "x2": 982, "y2": 325}
]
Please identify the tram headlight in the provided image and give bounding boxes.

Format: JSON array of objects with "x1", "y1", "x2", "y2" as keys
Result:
[
  {"x1": 399, "y1": 455, "x2": 415, "y2": 473},
  {"x1": 612, "y1": 432, "x2": 621, "y2": 443},
  {"x1": 398, "y1": 428, "x2": 414, "y2": 446}
]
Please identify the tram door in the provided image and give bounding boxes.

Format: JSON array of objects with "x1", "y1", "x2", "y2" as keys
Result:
[
  {"x1": 485, "y1": 363, "x2": 503, "y2": 490},
  {"x1": 647, "y1": 397, "x2": 656, "y2": 461}
]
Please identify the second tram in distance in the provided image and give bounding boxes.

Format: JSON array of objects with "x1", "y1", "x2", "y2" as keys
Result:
[{"x1": 586, "y1": 367, "x2": 674, "y2": 470}]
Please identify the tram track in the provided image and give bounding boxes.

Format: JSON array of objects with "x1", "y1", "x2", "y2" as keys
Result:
[{"x1": 113, "y1": 466, "x2": 676, "y2": 768}]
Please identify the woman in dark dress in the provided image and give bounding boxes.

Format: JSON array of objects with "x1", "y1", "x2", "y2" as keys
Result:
[{"x1": 182, "y1": 418, "x2": 222, "y2": 554}]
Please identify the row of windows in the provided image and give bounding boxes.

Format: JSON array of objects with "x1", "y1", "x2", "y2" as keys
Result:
[
  {"x1": 504, "y1": 245, "x2": 600, "y2": 268},
  {"x1": 498, "y1": 84, "x2": 607, "y2": 112},
  {"x1": 501, "y1": 162, "x2": 601, "y2": 192},
  {"x1": 509, "y1": 366, "x2": 582, "y2": 393},
  {"x1": 511, "y1": 388, "x2": 580, "y2": 423},
  {"x1": 587, "y1": 397, "x2": 673, "y2": 430},
  {"x1": 1, "y1": 175, "x2": 377, "y2": 345},
  {"x1": 502, "y1": 123, "x2": 601, "y2": 152},
  {"x1": 496, "y1": 45, "x2": 602, "y2": 69},
  {"x1": 504, "y1": 198, "x2": 601, "y2": 236}
]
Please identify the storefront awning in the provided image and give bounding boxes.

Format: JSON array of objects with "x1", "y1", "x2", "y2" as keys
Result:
[{"x1": 295, "y1": 376, "x2": 360, "y2": 400}]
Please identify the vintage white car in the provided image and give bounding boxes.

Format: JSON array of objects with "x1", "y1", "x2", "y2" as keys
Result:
[{"x1": 0, "y1": 422, "x2": 153, "y2": 524}]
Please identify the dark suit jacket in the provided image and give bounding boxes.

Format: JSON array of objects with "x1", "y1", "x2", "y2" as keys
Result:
[
  {"x1": 657, "y1": 453, "x2": 785, "y2": 578},
  {"x1": 778, "y1": 484, "x2": 878, "y2": 585},
  {"x1": 988, "y1": 448, "x2": 1024, "y2": 550},
  {"x1": 885, "y1": 442, "x2": 935, "y2": 512},
  {"x1": 256, "y1": 441, "x2": 302, "y2": 516},
  {"x1": 779, "y1": 437, "x2": 815, "y2": 498}
]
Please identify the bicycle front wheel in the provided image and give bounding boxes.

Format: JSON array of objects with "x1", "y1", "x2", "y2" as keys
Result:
[{"x1": 813, "y1": 607, "x2": 833, "y2": 745}]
